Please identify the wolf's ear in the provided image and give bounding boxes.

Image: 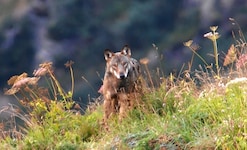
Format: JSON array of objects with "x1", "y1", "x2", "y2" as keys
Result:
[
  {"x1": 121, "y1": 45, "x2": 131, "y2": 57},
  {"x1": 104, "y1": 49, "x2": 113, "y2": 61}
]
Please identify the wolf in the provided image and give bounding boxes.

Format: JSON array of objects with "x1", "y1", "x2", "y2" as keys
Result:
[{"x1": 102, "y1": 45, "x2": 141, "y2": 121}]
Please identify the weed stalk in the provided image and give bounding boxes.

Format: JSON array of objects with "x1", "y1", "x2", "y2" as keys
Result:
[
  {"x1": 204, "y1": 26, "x2": 220, "y2": 77},
  {"x1": 212, "y1": 29, "x2": 220, "y2": 77},
  {"x1": 184, "y1": 40, "x2": 209, "y2": 70}
]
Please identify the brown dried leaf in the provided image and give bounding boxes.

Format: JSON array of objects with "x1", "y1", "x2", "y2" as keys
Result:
[
  {"x1": 13, "y1": 77, "x2": 40, "y2": 88},
  {"x1": 33, "y1": 68, "x2": 48, "y2": 76},
  {"x1": 4, "y1": 87, "x2": 20, "y2": 95},
  {"x1": 223, "y1": 44, "x2": 237, "y2": 66},
  {"x1": 7, "y1": 73, "x2": 28, "y2": 86},
  {"x1": 7, "y1": 75, "x2": 18, "y2": 85}
]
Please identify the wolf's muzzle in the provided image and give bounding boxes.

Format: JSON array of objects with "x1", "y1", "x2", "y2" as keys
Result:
[{"x1": 119, "y1": 73, "x2": 126, "y2": 79}]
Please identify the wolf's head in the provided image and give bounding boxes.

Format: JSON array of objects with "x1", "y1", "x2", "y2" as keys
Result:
[{"x1": 104, "y1": 45, "x2": 131, "y2": 79}]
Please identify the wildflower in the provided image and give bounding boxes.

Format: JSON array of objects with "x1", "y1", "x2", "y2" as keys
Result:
[
  {"x1": 8, "y1": 73, "x2": 28, "y2": 86},
  {"x1": 204, "y1": 26, "x2": 220, "y2": 41},
  {"x1": 184, "y1": 40, "x2": 200, "y2": 52},
  {"x1": 64, "y1": 60, "x2": 74, "y2": 68},
  {"x1": 236, "y1": 53, "x2": 247, "y2": 70},
  {"x1": 204, "y1": 31, "x2": 220, "y2": 41},
  {"x1": 210, "y1": 26, "x2": 218, "y2": 32},
  {"x1": 229, "y1": 18, "x2": 235, "y2": 21},
  {"x1": 140, "y1": 58, "x2": 149, "y2": 65},
  {"x1": 183, "y1": 40, "x2": 193, "y2": 47},
  {"x1": 204, "y1": 26, "x2": 221, "y2": 77},
  {"x1": 39, "y1": 61, "x2": 53, "y2": 69},
  {"x1": 5, "y1": 73, "x2": 40, "y2": 95},
  {"x1": 33, "y1": 62, "x2": 53, "y2": 76},
  {"x1": 13, "y1": 77, "x2": 40, "y2": 88},
  {"x1": 33, "y1": 67, "x2": 48, "y2": 76},
  {"x1": 4, "y1": 88, "x2": 20, "y2": 95}
]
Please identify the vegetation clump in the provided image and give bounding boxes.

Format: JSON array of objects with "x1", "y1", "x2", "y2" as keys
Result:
[{"x1": 1, "y1": 22, "x2": 247, "y2": 149}]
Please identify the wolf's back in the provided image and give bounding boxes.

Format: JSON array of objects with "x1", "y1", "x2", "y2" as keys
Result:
[{"x1": 129, "y1": 58, "x2": 141, "y2": 82}]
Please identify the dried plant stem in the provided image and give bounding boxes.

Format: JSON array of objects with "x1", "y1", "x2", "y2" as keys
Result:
[
  {"x1": 69, "y1": 66, "x2": 74, "y2": 96},
  {"x1": 189, "y1": 53, "x2": 195, "y2": 71},
  {"x1": 48, "y1": 69, "x2": 66, "y2": 100},
  {"x1": 188, "y1": 46, "x2": 209, "y2": 67},
  {"x1": 144, "y1": 64, "x2": 154, "y2": 89}
]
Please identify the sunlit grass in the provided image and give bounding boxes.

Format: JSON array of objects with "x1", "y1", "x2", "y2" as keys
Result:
[{"x1": 1, "y1": 22, "x2": 247, "y2": 149}]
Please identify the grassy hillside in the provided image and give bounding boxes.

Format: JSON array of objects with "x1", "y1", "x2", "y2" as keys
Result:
[{"x1": 1, "y1": 25, "x2": 247, "y2": 149}]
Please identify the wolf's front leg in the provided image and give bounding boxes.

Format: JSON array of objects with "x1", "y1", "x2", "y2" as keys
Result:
[
  {"x1": 103, "y1": 100, "x2": 111, "y2": 120},
  {"x1": 118, "y1": 93, "x2": 129, "y2": 121},
  {"x1": 104, "y1": 98, "x2": 118, "y2": 120}
]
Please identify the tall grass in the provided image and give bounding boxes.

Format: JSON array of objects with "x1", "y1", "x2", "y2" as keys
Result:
[{"x1": 1, "y1": 22, "x2": 247, "y2": 149}]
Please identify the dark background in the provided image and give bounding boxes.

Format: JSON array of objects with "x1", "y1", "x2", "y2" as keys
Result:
[{"x1": 0, "y1": 0, "x2": 246, "y2": 108}]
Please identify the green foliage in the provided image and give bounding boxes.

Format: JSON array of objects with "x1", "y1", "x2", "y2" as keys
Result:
[
  {"x1": 21, "y1": 101, "x2": 101, "y2": 149},
  {"x1": 2, "y1": 62, "x2": 102, "y2": 149},
  {"x1": 2, "y1": 24, "x2": 247, "y2": 149},
  {"x1": 3, "y1": 60, "x2": 247, "y2": 149}
]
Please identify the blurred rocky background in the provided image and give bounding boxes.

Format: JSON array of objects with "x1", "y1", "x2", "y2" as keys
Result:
[{"x1": 0, "y1": 0, "x2": 246, "y2": 109}]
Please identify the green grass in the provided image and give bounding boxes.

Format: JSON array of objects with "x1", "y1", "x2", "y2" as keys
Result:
[
  {"x1": 1, "y1": 25, "x2": 247, "y2": 149},
  {"x1": 3, "y1": 73, "x2": 247, "y2": 149}
]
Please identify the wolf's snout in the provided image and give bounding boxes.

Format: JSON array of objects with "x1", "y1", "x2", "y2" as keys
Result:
[{"x1": 119, "y1": 73, "x2": 126, "y2": 79}]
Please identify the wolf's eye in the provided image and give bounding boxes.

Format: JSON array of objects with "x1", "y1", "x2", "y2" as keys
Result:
[
  {"x1": 123, "y1": 63, "x2": 128, "y2": 67},
  {"x1": 113, "y1": 64, "x2": 117, "y2": 69}
]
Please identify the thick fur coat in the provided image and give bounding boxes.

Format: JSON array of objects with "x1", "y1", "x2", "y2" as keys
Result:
[{"x1": 102, "y1": 45, "x2": 141, "y2": 120}]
